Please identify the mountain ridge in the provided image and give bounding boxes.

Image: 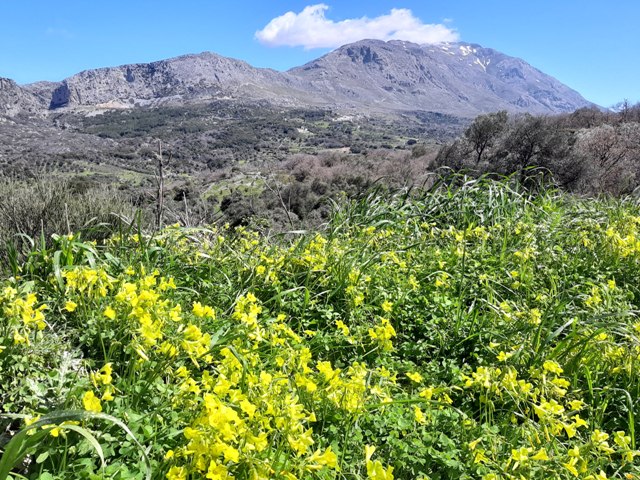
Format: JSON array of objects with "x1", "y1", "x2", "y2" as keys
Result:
[
  {"x1": 289, "y1": 39, "x2": 593, "y2": 115},
  {"x1": 5, "y1": 39, "x2": 595, "y2": 118}
]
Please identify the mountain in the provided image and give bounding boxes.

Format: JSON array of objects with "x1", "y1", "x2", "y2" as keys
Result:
[
  {"x1": 289, "y1": 40, "x2": 593, "y2": 116},
  {"x1": 27, "y1": 52, "x2": 318, "y2": 111},
  {"x1": 6, "y1": 39, "x2": 593, "y2": 118},
  {"x1": 0, "y1": 78, "x2": 48, "y2": 118}
]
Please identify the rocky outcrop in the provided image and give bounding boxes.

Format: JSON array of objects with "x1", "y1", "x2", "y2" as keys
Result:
[
  {"x1": 0, "y1": 78, "x2": 47, "y2": 117},
  {"x1": 42, "y1": 52, "x2": 312, "y2": 110}
]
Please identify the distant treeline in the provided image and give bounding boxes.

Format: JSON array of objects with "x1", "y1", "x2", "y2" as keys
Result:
[{"x1": 434, "y1": 103, "x2": 640, "y2": 195}]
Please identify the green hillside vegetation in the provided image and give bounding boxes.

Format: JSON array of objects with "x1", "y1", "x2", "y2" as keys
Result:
[
  {"x1": 4, "y1": 105, "x2": 640, "y2": 243},
  {"x1": 1, "y1": 178, "x2": 640, "y2": 479}
]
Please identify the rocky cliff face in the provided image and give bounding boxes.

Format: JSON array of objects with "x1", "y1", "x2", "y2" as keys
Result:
[
  {"x1": 42, "y1": 52, "x2": 313, "y2": 110},
  {"x1": 288, "y1": 40, "x2": 592, "y2": 115},
  {"x1": 0, "y1": 78, "x2": 48, "y2": 117},
  {"x1": 7, "y1": 40, "x2": 594, "y2": 118}
]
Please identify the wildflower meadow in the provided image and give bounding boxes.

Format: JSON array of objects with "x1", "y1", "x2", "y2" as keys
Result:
[{"x1": 1, "y1": 178, "x2": 640, "y2": 479}]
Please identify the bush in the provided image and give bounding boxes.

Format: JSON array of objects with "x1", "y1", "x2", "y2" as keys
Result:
[{"x1": 0, "y1": 177, "x2": 138, "y2": 269}]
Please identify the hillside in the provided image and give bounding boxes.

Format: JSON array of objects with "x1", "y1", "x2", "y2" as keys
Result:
[{"x1": 290, "y1": 40, "x2": 593, "y2": 115}]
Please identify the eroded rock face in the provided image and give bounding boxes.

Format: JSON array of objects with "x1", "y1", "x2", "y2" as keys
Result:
[
  {"x1": 0, "y1": 78, "x2": 47, "y2": 117},
  {"x1": 42, "y1": 52, "x2": 308, "y2": 110},
  {"x1": 7, "y1": 39, "x2": 594, "y2": 118}
]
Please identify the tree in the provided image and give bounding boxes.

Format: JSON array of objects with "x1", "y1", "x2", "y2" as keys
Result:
[
  {"x1": 576, "y1": 125, "x2": 625, "y2": 171},
  {"x1": 568, "y1": 107, "x2": 606, "y2": 129},
  {"x1": 573, "y1": 122, "x2": 640, "y2": 194},
  {"x1": 620, "y1": 99, "x2": 631, "y2": 123},
  {"x1": 464, "y1": 110, "x2": 508, "y2": 164},
  {"x1": 502, "y1": 115, "x2": 568, "y2": 180},
  {"x1": 434, "y1": 139, "x2": 471, "y2": 171}
]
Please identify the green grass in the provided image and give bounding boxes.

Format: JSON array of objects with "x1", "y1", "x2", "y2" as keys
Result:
[{"x1": 1, "y1": 177, "x2": 640, "y2": 479}]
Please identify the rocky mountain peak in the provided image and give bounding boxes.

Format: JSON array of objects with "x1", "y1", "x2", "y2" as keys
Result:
[
  {"x1": 36, "y1": 50, "x2": 306, "y2": 110},
  {"x1": 288, "y1": 39, "x2": 593, "y2": 115}
]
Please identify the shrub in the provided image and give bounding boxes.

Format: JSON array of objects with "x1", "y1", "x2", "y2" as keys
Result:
[{"x1": 0, "y1": 177, "x2": 138, "y2": 269}]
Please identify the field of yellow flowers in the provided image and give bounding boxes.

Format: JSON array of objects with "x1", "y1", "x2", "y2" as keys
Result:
[{"x1": 1, "y1": 178, "x2": 640, "y2": 479}]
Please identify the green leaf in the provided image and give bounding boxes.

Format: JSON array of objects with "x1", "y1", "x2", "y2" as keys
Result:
[
  {"x1": 61, "y1": 424, "x2": 105, "y2": 468},
  {"x1": 35, "y1": 451, "x2": 49, "y2": 464},
  {"x1": 52, "y1": 250, "x2": 63, "y2": 290}
]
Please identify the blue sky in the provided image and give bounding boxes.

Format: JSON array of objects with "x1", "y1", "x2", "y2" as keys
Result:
[{"x1": 1, "y1": 1, "x2": 638, "y2": 107}]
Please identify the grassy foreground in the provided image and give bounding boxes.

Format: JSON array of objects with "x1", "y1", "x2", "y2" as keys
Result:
[{"x1": 1, "y1": 178, "x2": 640, "y2": 479}]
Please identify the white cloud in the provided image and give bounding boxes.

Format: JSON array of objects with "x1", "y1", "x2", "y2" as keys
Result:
[{"x1": 256, "y1": 4, "x2": 459, "y2": 49}]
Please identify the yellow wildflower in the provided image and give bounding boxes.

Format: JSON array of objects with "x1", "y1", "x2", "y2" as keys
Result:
[
  {"x1": 103, "y1": 306, "x2": 116, "y2": 320},
  {"x1": 365, "y1": 446, "x2": 394, "y2": 480},
  {"x1": 414, "y1": 406, "x2": 426, "y2": 424},
  {"x1": 543, "y1": 360, "x2": 563, "y2": 375},
  {"x1": 82, "y1": 390, "x2": 102, "y2": 413},
  {"x1": 532, "y1": 448, "x2": 549, "y2": 461},
  {"x1": 13, "y1": 330, "x2": 29, "y2": 345},
  {"x1": 569, "y1": 399, "x2": 585, "y2": 411},
  {"x1": 468, "y1": 438, "x2": 482, "y2": 451},
  {"x1": 192, "y1": 301, "x2": 215, "y2": 319},
  {"x1": 497, "y1": 351, "x2": 512, "y2": 362},
  {"x1": 305, "y1": 447, "x2": 338, "y2": 471},
  {"x1": 335, "y1": 320, "x2": 350, "y2": 336},
  {"x1": 166, "y1": 466, "x2": 187, "y2": 480},
  {"x1": 101, "y1": 386, "x2": 115, "y2": 402},
  {"x1": 563, "y1": 457, "x2": 579, "y2": 477},
  {"x1": 511, "y1": 447, "x2": 531, "y2": 463},
  {"x1": 64, "y1": 300, "x2": 78, "y2": 312},
  {"x1": 288, "y1": 428, "x2": 314, "y2": 455}
]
